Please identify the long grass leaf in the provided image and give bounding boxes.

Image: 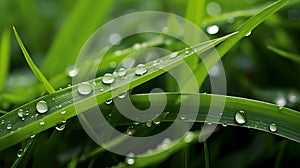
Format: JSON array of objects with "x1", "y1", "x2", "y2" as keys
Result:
[
  {"x1": 13, "y1": 27, "x2": 55, "y2": 94},
  {"x1": 267, "y1": 45, "x2": 300, "y2": 64},
  {"x1": 0, "y1": 29, "x2": 10, "y2": 92}
]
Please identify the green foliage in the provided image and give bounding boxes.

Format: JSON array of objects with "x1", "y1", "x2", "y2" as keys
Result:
[{"x1": 0, "y1": 0, "x2": 300, "y2": 167}]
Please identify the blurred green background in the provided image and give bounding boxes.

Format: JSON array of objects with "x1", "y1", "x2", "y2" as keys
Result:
[{"x1": 0, "y1": 0, "x2": 300, "y2": 167}]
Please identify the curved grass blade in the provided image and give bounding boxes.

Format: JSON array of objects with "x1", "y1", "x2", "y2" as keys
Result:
[
  {"x1": 267, "y1": 45, "x2": 300, "y2": 64},
  {"x1": 13, "y1": 27, "x2": 55, "y2": 94},
  {"x1": 190, "y1": 0, "x2": 289, "y2": 89},
  {"x1": 11, "y1": 137, "x2": 37, "y2": 168},
  {"x1": 0, "y1": 33, "x2": 233, "y2": 151},
  {"x1": 0, "y1": 28, "x2": 10, "y2": 92}
]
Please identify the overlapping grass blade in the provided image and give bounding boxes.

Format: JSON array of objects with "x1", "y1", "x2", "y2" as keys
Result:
[{"x1": 13, "y1": 27, "x2": 55, "y2": 94}]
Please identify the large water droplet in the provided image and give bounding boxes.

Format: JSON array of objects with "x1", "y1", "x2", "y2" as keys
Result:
[
  {"x1": 135, "y1": 64, "x2": 147, "y2": 76},
  {"x1": 18, "y1": 109, "x2": 24, "y2": 118},
  {"x1": 127, "y1": 126, "x2": 135, "y2": 135},
  {"x1": 77, "y1": 82, "x2": 93, "y2": 95},
  {"x1": 126, "y1": 153, "x2": 135, "y2": 165},
  {"x1": 235, "y1": 110, "x2": 246, "y2": 124},
  {"x1": 207, "y1": 25, "x2": 219, "y2": 35},
  {"x1": 6, "y1": 124, "x2": 12, "y2": 130},
  {"x1": 17, "y1": 149, "x2": 23, "y2": 158},
  {"x1": 36, "y1": 100, "x2": 49, "y2": 114},
  {"x1": 117, "y1": 67, "x2": 127, "y2": 77},
  {"x1": 102, "y1": 73, "x2": 115, "y2": 84},
  {"x1": 269, "y1": 123, "x2": 277, "y2": 132}
]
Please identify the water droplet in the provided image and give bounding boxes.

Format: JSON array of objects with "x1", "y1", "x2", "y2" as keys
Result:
[
  {"x1": 17, "y1": 149, "x2": 23, "y2": 157},
  {"x1": 162, "y1": 26, "x2": 169, "y2": 33},
  {"x1": 235, "y1": 110, "x2": 246, "y2": 124},
  {"x1": 109, "y1": 33, "x2": 121, "y2": 45},
  {"x1": 25, "y1": 110, "x2": 29, "y2": 116},
  {"x1": 36, "y1": 100, "x2": 49, "y2": 114},
  {"x1": 269, "y1": 123, "x2": 277, "y2": 132},
  {"x1": 146, "y1": 121, "x2": 152, "y2": 127},
  {"x1": 179, "y1": 114, "x2": 186, "y2": 120},
  {"x1": 132, "y1": 120, "x2": 140, "y2": 125},
  {"x1": 126, "y1": 153, "x2": 135, "y2": 165},
  {"x1": 55, "y1": 121, "x2": 66, "y2": 131},
  {"x1": 245, "y1": 31, "x2": 252, "y2": 37},
  {"x1": 61, "y1": 110, "x2": 66, "y2": 115},
  {"x1": 1, "y1": 120, "x2": 5, "y2": 125},
  {"x1": 109, "y1": 61, "x2": 117, "y2": 68},
  {"x1": 30, "y1": 134, "x2": 36, "y2": 138},
  {"x1": 288, "y1": 93, "x2": 298, "y2": 103},
  {"x1": 276, "y1": 97, "x2": 286, "y2": 107},
  {"x1": 153, "y1": 116, "x2": 161, "y2": 125},
  {"x1": 133, "y1": 43, "x2": 142, "y2": 50},
  {"x1": 184, "y1": 48, "x2": 190, "y2": 55},
  {"x1": 77, "y1": 82, "x2": 93, "y2": 95},
  {"x1": 102, "y1": 73, "x2": 115, "y2": 84},
  {"x1": 40, "y1": 121, "x2": 45, "y2": 126},
  {"x1": 117, "y1": 67, "x2": 127, "y2": 77},
  {"x1": 118, "y1": 92, "x2": 127, "y2": 99},
  {"x1": 67, "y1": 66, "x2": 79, "y2": 77},
  {"x1": 135, "y1": 64, "x2": 147, "y2": 76},
  {"x1": 18, "y1": 109, "x2": 24, "y2": 118},
  {"x1": 6, "y1": 124, "x2": 12, "y2": 130},
  {"x1": 159, "y1": 138, "x2": 172, "y2": 150},
  {"x1": 184, "y1": 131, "x2": 194, "y2": 143},
  {"x1": 127, "y1": 126, "x2": 135, "y2": 135},
  {"x1": 227, "y1": 17, "x2": 235, "y2": 23},
  {"x1": 105, "y1": 99, "x2": 113, "y2": 105},
  {"x1": 207, "y1": 25, "x2": 219, "y2": 35},
  {"x1": 169, "y1": 52, "x2": 179, "y2": 59},
  {"x1": 56, "y1": 104, "x2": 62, "y2": 109},
  {"x1": 222, "y1": 123, "x2": 228, "y2": 127}
]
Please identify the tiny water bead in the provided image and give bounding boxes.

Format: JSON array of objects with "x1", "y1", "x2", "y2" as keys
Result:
[
  {"x1": 169, "y1": 52, "x2": 179, "y2": 59},
  {"x1": 118, "y1": 92, "x2": 127, "y2": 99},
  {"x1": 126, "y1": 153, "x2": 135, "y2": 165},
  {"x1": 159, "y1": 138, "x2": 172, "y2": 150},
  {"x1": 105, "y1": 99, "x2": 113, "y2": 105},
  {"x1": 61, "y1": 110, "x2": 66, "y2": 115},
  {"x1": 36, "y1": 100, "x2": 49, "y2": 114},
  {"x1": 235, "y1": 110, "x2": 246, "y2": 124},
  {"x1": 6, "y1": 124, "x2": 12, "y2": 130},
  {"x1": 133, "y1": 43, "x2": 142, "y2": 50},
  {"x1": 67, "y1": 66, "x2": 79, "y2": 77},
  {"x1": 18, "y1": 109, "x2": 24, "y2": 118},
  {"x1": 1, "y1": 120, "x2": 5, "y2": 125},
  {"x1": 77, "y1": 82, "x2": 93, "y2": 95},
  {"x1": 127, "y1": 126, "x2": 135, "y2": 135},
  {"x1": 135, "y1": 64, "x2": 147, "y2": 76},
  {"x1": 184, "y1": 48, "x2": 190, "y2": 55},
  {"x1": 55, "y1": 122, "x2": 66, "y2": 131},
  {"x1": 184, "y1": 131, "x2": 194, "y2": 143},
  {"x1": 40, "y1": 121, "x2": 45, "y2": 126},
  {"x1": 117, "y1": 67, "x2": 127, "y2": 77},
  {"x1": 30, "y1": 134, "x2": 36, "y2": 138},
  {"x1": 145, "y1": 121, "x2": 152, "y2": 127},
  {"x1": 269, "y1": 123, "x2": 277, "y2": 132},
  {"x1": 153, "y1": 116, "x2": 161, "y2": 125},
  {"x1": 102, "y1": 73, "x2": 115, "y2": 84},
  {"x1": 245, "y1": 31, "x2": 252, "y2": 37},
  {"x1": 17, "y1": 149, "x2": 23, "y2": 157},
  {"x1": 206, "y1": 25, "x2": 219, "y2": 35},
  {"x1": 179, "y1": 114, "x2": 186, "y2": 120}
]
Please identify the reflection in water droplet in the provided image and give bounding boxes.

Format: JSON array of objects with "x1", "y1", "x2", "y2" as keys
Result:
[
  {"x1": 36, "y1": 100, "x2": 49, "y2": 114},
  {"x1": 135, "y1": 64, "x2": 147, "y2": 76},
  {"x1": 207, "y1": 25, "x2": 219, "y2": 35},
  {"x1": 269, "y1": 123, "x2": 277, "y2": 132},
  {"x1": 102, "y1": 73, "x2": 115, "y2": 84},
  {"x1": 235, "y1": 110, "x2": 246, "y2": 124}
]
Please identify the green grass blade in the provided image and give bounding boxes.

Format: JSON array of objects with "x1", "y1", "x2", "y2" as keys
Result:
[
  {"x1": 0, "y1": 34, "x2": 232, "y2": 151},
  {"x1": 11, "y1": 137, "x2": 37, "y2": 168},
  {"x1": 194, "y1": 0, "x2": 289, "y2": 88},
  {"x1": 267, "y1": 45, "x2": 300, "y2": 64},
  {"x1": 185, "y1": 0, "x2": 205, "y2": 27},
  {"x1": 0, "y1": 28, "x2": 10, "y2": 92},
  {"x1": 13, "y1": 27, "x2": 55, "y2": 94},
  {"x1": 41, "y1": 0, "x2": 113, "y2": 77}
]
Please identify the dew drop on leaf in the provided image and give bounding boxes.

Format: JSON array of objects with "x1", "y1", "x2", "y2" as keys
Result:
[
  {"x1": 169, "y1": 52, "x2": 179, "y2": 59},
  {"x1": 184, "y1": 131, "x2": 194, "y2": 143},
  {"x1": 125, "y1": 153, "x2": 135, "y2": 165},
  {"x1": 179, "y1": 114, "x2": 186, "y2": 120},
  {"x1": 67, "y1": 66, "x2": 79, "y2": 77},
  {"x1": 135, "y1": 64, "x2": 147, "y2": 76},
  {"x1": 40, "y1": 121, "x2": 45, "y2": 126},
  {"x1": 77, "y1": 82, "x2": 93, "y2": 95},
  {"x1": 117, "y1": 67, "x2": 127, "y2": 77},
  {"x1": 145, "y1": 121, "x2": 152, "y2": 128},
  {"x1": 127, "y1": 126, "x2": 135, "y2": 135},
  {"x1": 235, "y1": 110, "x2": 246, "y2": 124},
  {"x1": 269, "y1": 123, "x2": 277, "y2": 132},
  {"x1": 102, "y1": 73, "x2": 115, "y2": 84},
  {"x1": 6, "y1": 124, "x2": 12, "y2": 130},
  {"x1": 206, "y1": 25, "x2": 219, "y2": 35},
  {"x1": 17, "y1": 109, "x2": 24, "y2": 118},
  {"x1": 17, "y1": 149, "x2": 23, "y2": 158},
  {"x1": 118, "y1": 92, "x2": 127, "y2": 99},
  {"x1": 36, "y1": 100, "x2": 49, "y2": 114}
]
